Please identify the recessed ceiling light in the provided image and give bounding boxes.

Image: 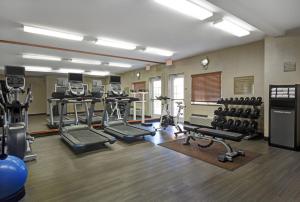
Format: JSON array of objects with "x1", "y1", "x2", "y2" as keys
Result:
[
  {"x1": 213, "y1": 19, "x2": 250, "y2": 37},
  {"x1": 22, "y1": 53, "x2": 62, "y2": 61},
  {"x1": 95, "y1": 37, "x2": 137, "y2": 50},
  {"x1": 143, "y1": 47, "x2": 174, "y2": 56},
  {"x1": 86, "y1": 71, "x2": 110, "y2": 76},
  {"x1": 154, "y1": 0, "x2": 213, "y2": 20},
  {"x1": 23, "y1": 25, "x2": 84, "y2": 41},
  {"x1": 58, "y1": 68, "x2": 85, "y2": 74},
  {"x1": 108, "y1": 62, "x2": 132, "y2": 68},
  {"x1": 70, "y1": 58, "x2": 102, "y2": 65},
  {"x1": 25, "y1": 66, "x2": 52, "y2": 72}
]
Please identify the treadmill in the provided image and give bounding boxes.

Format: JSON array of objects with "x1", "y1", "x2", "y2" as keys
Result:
[
  {"x1": 47, "y1": 78, "x2": 76, "y2": 128},
  {"x1": 78, "y1": 80, "x2": 103, "y2": 124},
  {"x1": 103, "y1": 77, "x2": 155, "y2": 141},
  {"x1": 59, "y1": 73, "x2": 116, "y2": 153}
]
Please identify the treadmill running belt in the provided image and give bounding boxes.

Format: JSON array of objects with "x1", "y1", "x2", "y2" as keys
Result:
[
  {"x1": 69, "y1": 129, "x2": 108, "y2": 144},
  {"x1": 108, "y1": 125, "x2": 150, "y2": 136}
]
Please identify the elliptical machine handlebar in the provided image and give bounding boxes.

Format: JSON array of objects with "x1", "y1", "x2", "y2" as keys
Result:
[{"x1": 24, "y1": 84, "x2": 33, "y2": 110}]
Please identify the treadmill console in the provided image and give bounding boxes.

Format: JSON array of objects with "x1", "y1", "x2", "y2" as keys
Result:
[
  {"x1": 4, "y1": 66, "x2": 25, "y2": 90},
  {"x1": 108, "y1": 83, "x2": 123, "y2": 97},
  {"x1": 68, "y1": 73, "x2": 85, "y2": 96},
  {"x1": 91, "y1": 80, "x2": 104, "y2": 98},
  {"x1": 69, "y1": 82, "x2": 85, "y2": 96}
]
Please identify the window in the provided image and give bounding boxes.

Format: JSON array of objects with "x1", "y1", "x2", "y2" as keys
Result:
[
  {"x1": 191, "y1": 72, "x2": 221, "y2": 102},
  {"x1": 132, "y1": 81, "x2": 146, "y2": 91},
  {"x1": 150, "y1": 77, "x2": 162, "y2": 115},
  {"x1": 169, "y1": 74, "x2": 184, "y2": 117}
]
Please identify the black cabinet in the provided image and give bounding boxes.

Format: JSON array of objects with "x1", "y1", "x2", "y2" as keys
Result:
[{"x1": 269, "y1": 85, "x2": 300, "y2": 150}]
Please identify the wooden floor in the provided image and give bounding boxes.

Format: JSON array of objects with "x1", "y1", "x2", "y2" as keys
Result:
[{"x1": 24, "y1": 126, "x2": 300, "y2": 202}]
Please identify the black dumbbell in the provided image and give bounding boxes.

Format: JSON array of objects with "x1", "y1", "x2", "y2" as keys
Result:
[
  {"x1": 255, "y1": 97, "x2": 262, "y2": 106},
  {"x1": 243, "y1": 97, "x2": 250, "y2": 105},
  {"x1": 224, "y1": 98, "x2": 229, "y2": 105},
  {"x1": 238, "y1": 97, "x2": 244, "y2": 105},
  {"x1": 233, "y1": 97, "x2": 239, "y2": 104},
  {"x1": 230, "y1": 120, "x2": 242, "y2": 132},
  {"x1": 217, "y1": 98, "x2": 224, "y2": 104},
  {"x1": 221, "y1": 107, "x2": 229, "y2": 116},
  {"x1": 247, "y1": 121, "x2": 258, "y2": 133},
  {"x1": 211, "y1": 117, "x2": 219, "y2": 128},
  {"x1": 237, "y1": 120, "x2": 250, "y2": 133},
  {"x1": 229, "y1": 97, "x2": 234, "y2": 104},
  {"x1": 223, "y1": 119, "x2": 234, "y2": 130},
  {"x1": 228, "y1": 108, "x2": 236, "y2": 116},
  {"x1": 235, "y1": 108, "x2": 244, "y2": 117},
  {"x1": 214, "y1": 107, "x2": 223, "y2": 116},
  {"x1": 250, "y1": 108, "x2": 260, "y2": 119},
  {"x1": 249, "y1": 97, "x2": 256, "y2": 105},
  {"x1": 216, "y1": 118, "x2": 227, "y2": 129},
  {"x1": 241, "y1": 108, "x2": 252, "y2": 118}
]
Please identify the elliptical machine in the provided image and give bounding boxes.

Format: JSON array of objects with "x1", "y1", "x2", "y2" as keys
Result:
[
  {"x1": 0, "y1": 66, "x2": 36, "y2": 161},
  {"x1": 0, "y1": 109, "x2": 28, "y2": 202}
]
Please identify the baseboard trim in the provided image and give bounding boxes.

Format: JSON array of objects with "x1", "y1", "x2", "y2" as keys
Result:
[{"x1": 29, "y1": 113, "x2": 46, "y2": 116}]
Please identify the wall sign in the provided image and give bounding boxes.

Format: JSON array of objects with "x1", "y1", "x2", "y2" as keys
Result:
[
  {"x1": 284, "y1": 62, "x2": 296, "y2": 72},
  {"x1": 234, "y1": 76, "x2": 254, "y2": 95}
]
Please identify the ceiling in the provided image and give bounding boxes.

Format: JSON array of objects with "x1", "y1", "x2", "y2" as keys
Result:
[{"x1": 0, "y1": 0, "x2": 299, "y2": 75}]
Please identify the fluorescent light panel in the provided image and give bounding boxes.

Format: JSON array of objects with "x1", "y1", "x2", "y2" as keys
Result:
[
  {"x1": 154, "y1": 0, "x2": 213, "y2": 20},
  {"x1": 70, "y1": 58, "x2": 101, "y2": 65},
  {"x1": 143, "y1": 47, "x2": 173, "y2": 56},
  {"x1": 25, "y1": 66, "x2": 52, "y2": 72},
  {"x1": 23, "y1": 25, "x2": 83, "y2": 41},
  {"x1": 213, "y1": 19, "x2": 250, "y2": 37},
  {"x1": 108, "y1": 62, "x2": 132, "y2": 68},
  {"x1": 22, "y1": 53, "x2": 62, "y2": 61},
  {"x1": 96, "y1": 37, "x2": 137, "y2": 50},
  {"x1": 87, "y1": 71, "x2": 110, "y2": 76},
  {"x1": 58, "y1": 68, "x2": 85, "y2": 73},
  {"x1": 23, "y1": 65, "x2": 110, "y2": 76}
]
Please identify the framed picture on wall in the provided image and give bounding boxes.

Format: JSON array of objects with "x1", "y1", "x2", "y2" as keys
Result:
[{"x1": 234, "y1": 76, "x2": 254, "y2": 95}]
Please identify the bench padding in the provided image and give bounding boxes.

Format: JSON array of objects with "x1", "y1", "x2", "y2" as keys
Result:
[
  {"x1": 183, "y1": 124, "x2": 200, "y2": 132},
  {"x1": 197, "y1": 128, "x2": 244, "y2": 142}
]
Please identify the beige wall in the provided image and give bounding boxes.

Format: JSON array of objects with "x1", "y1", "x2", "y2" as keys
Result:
[
  {"x1": 27, "y1": 76, "x2": 47, "y2": 114},
  {"x1": 121, "y1": 41, "x2": 265, "y2": 122},
  {"x1": 264, "y1": 35, "x2": 300, "y2": 136}
]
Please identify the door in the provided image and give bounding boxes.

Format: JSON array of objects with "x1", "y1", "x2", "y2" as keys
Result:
[
  {"x1": 169, "y1": 74, "x2": 184, "y2": 119},
  {"x1": 150, "y1": 77, "x2": 162, "y2": 116}
]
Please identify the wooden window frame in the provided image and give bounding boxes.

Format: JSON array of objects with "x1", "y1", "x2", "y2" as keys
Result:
[
  {"x1": 132, "y1": 81, "x2": 146, "y2": 91},
  {"x1": 191, "y1": 71, "x2": 221, "y2": 103}
]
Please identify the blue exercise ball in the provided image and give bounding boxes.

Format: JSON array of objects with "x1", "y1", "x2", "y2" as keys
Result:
[{"x1": 0, "y1": 155, "x2": 28, "y2": 200}]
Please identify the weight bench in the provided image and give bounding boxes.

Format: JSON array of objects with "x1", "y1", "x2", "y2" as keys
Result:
[{"x1": 183, "y1": 125, "x2": 245, "y2": 162}]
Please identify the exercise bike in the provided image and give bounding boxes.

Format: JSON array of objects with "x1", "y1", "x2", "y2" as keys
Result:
[
  {"x1": 157, "y1": 96, "x2": 174, "y2": 129},
  {"x1": 156, "y1": 96, "x2": 186, "y2": 136},
  {"x1": 0, "y1": 66, "x2": 36, "y2": 162},
  {"x1": 173, "y1": 101, "x2": 186, "y2": 137}
]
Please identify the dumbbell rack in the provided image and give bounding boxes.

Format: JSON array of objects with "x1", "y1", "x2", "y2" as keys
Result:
[{"x1": 212, "y1": 97, "x2": 263, "y2": 140}]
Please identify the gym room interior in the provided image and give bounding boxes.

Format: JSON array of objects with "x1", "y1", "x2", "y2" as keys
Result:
[{"x1": 0, "y1": 0, "x2": 300, "y2": 201}]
